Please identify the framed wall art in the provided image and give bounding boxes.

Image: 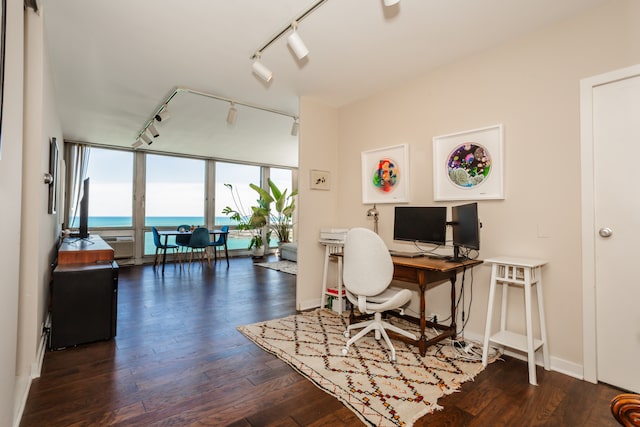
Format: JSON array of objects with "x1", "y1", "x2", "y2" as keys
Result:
[
  {"x1": 48, "y1": 138, "x2": 59, "y2": 214},
  {"x1": 361, "y1": 144, "x2": 410, "y2": 204},
  {"x1": 433, "y1": 124, "x2": 504, "y2": 201},
  {"x1": 310, "y1": 169, "x2": 330, "y2": 190}
]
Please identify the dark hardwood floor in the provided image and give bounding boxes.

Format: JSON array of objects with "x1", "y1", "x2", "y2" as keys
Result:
[{"x1": 21, "y1": 256, "x2": 623, "y2": 426}]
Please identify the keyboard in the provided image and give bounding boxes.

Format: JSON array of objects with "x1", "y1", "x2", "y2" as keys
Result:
[{"x1": 389, "y1": 250, "x2": 424, "y2": 258}]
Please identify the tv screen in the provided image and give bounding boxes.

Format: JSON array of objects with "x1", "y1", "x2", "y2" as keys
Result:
[
  {"x1": 393, "y1": 206, "x2": 447, "y2": 246},
  {"x1": 79, "y1": 177, "x2": 90, "y2": 239},
  {"x1": 451, "y1": 202, "x2": 480, "y2": 251}
]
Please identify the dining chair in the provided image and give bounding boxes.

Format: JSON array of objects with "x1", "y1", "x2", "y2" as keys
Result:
[
  {"x1": 175, "y1": 224, "x2": 191, "y2": 266},
  {"x1": 187, "y1": 227, "x2": 211, "y2": 269},
  {"x1": 151, "y1": 226, "x2": 179, "y2": 269},
  {"x1": 208, "y1": 225, "x2": 229, "y2": 266},
  {"x1": 341, "y1": 227, "x2": 416, "y2": 361}
]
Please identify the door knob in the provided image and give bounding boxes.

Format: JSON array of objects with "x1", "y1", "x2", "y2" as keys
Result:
[{"x1": 599, "y1": 227, "x2": 613, "y2": 238}]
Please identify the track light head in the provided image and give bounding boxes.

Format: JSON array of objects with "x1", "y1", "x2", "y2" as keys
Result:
[
  {"x1": 155, "y1": 109, "x2": 170, "y2": 122},
  {"x1": 140, "y1": 132, "x2": 153, "y2": 145},
  {"x1": 287, "y1": 22, "x2": 309, "y2": 60},
  {"x1": 252, "y1": 54, "x2": 273, "y2": 82},
  {"x1": 227, "y1": 102, "x2": 237, "y2": 125},
  {"x1": 291, "y1": 117, "x2": 299, "y2": 136},
  {"x1": 148, "y1": 123, "x2": 159, "y2": 138},
  {"x1": 383, "y1": 0, "x2": 400, "y2": 5}
]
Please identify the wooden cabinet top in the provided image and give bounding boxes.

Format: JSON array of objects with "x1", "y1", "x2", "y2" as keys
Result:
[{"x1": 58, "y1": 235, "x2": 114, "y2": 265}]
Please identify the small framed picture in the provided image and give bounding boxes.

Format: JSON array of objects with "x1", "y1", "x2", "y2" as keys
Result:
[{"x1": 310, "y1": 169, "x2": 330, "y2": 190}]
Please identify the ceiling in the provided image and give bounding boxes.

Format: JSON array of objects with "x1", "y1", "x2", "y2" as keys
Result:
[{"x1": 43, "y1": 0, "x2": 607, "y2": 167}]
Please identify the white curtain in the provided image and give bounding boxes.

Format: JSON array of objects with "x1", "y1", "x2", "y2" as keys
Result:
[{"x1": 64, "y1": 143, "x2": 91, "y2": 229}]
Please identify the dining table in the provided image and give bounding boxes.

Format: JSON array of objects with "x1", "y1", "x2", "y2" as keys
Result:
[{"x1": 157, "y1": 228, "x2": 229, "y2": 273}]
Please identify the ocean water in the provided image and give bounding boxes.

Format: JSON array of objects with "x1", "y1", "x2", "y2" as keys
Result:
[
  {"x1": 89, "y1": 216, "x2": 236, "y2": 228},
  {"x1": 88, "y1": 216, "x2": 271, "y2": 253}
]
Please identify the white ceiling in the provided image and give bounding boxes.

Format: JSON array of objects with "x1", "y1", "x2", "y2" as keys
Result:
[{"x1": 43, "y1": 0, "x2": 607, "y2": 167}]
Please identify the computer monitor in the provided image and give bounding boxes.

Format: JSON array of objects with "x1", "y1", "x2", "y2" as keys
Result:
[
  {"x1": 451, "y1": 202, "x2": 480, "y2": 261},
  {"x1": 393, "y1": 206, "x2": 447, "y2": 246},
  {"x1": 79, "y1": 177, "x2": 90, "y2": 239}
]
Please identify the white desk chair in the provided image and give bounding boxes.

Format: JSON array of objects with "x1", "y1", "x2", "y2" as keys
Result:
[{"x1": 341, "y1": 228, "x2": 416, "y2": 361}]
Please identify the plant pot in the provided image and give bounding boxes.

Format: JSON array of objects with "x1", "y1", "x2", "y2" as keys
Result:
[{"x1": 252, "y1": 246, "x2": 265, "y2": 258}]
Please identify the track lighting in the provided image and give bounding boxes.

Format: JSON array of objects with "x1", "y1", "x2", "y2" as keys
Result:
[
  {"x1": 148, "y1": 123, "x2": 159, "y2": 138},
  {"x1": 134, "y1": 87, "x2": 298, "y2": 146},
  {"x1": 227, "y1": 102, "x2": 237, "y2": 124},
  {"x1": 155, "y1": 109, "x2": 170, "y2": 122},
  {"x1": 384, "y1": 0, "x2": 400, "y2": 5},
  {"x1": 287, "y1": 21, "x2": 309, "y2": 60},
  {"x1": 252, "y1": 55, "x2": 273, "y2": 83},
  {"x1": 140, "y1": 132, "x2": 153, "y2": 145},
  {"x1": 251, "y1": 0, "x2": 327, "y2": 79}
]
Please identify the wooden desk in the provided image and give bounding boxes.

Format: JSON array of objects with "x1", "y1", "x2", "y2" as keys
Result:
[
  {"x1": 58, "y1": 235, "x2": 114, "y2": 265},
  {"x1": 372, "y1": 256, "x2": 483, "y2": 356}
]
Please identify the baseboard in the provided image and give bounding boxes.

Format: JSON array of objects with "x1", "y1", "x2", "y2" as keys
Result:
[
  {"x1": 297, "y1": 298, "x2": 322, "y2": 312},
  {"x1": 14, "y1": 314, "x2": 50, "y2": 427}
]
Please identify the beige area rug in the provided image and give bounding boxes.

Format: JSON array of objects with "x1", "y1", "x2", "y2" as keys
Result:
[
  {"x1": 254, "y1": 260, "x2": 297, "y2": 275},
  {"x1": 237, "y1": 309, "x2": 495, "y2": 427}
]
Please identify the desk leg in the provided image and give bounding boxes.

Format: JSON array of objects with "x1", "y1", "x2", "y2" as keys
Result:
[
  {"x1": 320, "y1": 246, "x2": 330, "y2": 309},
  {"x1": 417, "y1": 271, "x2": 428, "y2": 356},
  {"x1": 224, "y1": 241, "x2": 229, "y2": 267},
  {"x1": 449, "y1": 273, "x2": 457, "y2": 340}
]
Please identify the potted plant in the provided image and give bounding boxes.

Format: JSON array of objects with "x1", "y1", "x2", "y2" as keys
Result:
[
  {"x1": 249, "y1": 178, "x2": 298, "y2": 244},
  {"x1": 222, "y1": 183, "x2": 270, "y2": 257}
]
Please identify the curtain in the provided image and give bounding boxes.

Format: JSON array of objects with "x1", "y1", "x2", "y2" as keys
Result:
[{"x1": 63, "y1": 143, "x2": 90, "y2": 229}]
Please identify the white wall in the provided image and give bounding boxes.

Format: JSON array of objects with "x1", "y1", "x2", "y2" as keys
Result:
[
  {"x1": 296, "y1": 100, "x2": 341, "y2": 309},
  {"x1": 298, "y1": 0, "x2": 640, "y2": 377},
  {"x1": 0, "y1": 0, "x2": 25, "y2": 425},
  {"x1": 8, "y1": 5, "x2": 62, "y2": 426}
]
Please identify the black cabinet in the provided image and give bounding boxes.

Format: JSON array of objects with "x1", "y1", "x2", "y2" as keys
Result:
[{"x1": 50, "y1": 261, "x2": 118, "y2": 349}]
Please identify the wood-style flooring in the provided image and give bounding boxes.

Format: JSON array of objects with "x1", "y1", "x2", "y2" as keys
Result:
[{"x1": 21, "y1": 256, "x2": 624, "y2": 426}]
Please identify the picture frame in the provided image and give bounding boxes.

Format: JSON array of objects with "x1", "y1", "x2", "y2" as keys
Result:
[
  {"x1": 433, "y1": 124, "x2": 504, "y2": 201},
  {"x1": 361, "y1": 144, "x2": 410, "y2": 204},
  {"x1": 0, "y1": 0, "x2": 6, "y2": 158},
  {"x1": 48, "y1": 138, "x2": 59, "y2": 214},
  {"x1": 310, "y1": 169, "x2": 330, "y2": 190}
]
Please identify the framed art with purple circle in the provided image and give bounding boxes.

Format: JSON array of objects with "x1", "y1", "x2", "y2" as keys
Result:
[
  {"x1": 433, "y1": 124, "x2": 504, "y2": 201},
  {"x1": 361, "y1": 144, "x2": 410, "y2": 204}
]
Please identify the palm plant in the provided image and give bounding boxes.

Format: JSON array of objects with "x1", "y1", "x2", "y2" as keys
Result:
[
  {"x1": 222, "y1": 183, "x2": 270, "y2": 250},
  {"x1": 249, "y1": 178, "x2": 298, "y2": 243}
]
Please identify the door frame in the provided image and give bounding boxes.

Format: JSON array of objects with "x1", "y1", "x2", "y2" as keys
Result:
[{"x1": 580, "y1": 63, "x2": 640, "y2": 384}]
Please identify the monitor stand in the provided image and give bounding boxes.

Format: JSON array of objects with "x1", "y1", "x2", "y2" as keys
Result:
[{"x1": 447, "y1": 246, "x2": 465, "y2": 263}]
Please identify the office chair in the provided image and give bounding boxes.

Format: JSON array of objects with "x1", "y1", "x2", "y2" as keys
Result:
[
  {"x1": 208, "y1": 225, "x2": 229, "y2": 266},
  {"x1": 341, "y1": 227, "x2": 416, "y2": 361}
]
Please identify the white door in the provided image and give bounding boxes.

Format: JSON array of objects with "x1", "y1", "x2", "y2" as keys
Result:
[{"x1": 591, "y1": 73, "x2": 640, "y2": 393}]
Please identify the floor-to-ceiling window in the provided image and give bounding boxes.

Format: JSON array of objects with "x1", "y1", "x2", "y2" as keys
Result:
[
  {"x1": 82, "y1": 147, "x2": 134, "y2": 228},
  {"x1": 144, "y1": 154, "x2": 206, "y2": 254},
  {"x1": 69, "y1": 144, "x2": 295, "y2": 261},
  {"x1": 214, "y1": 162, "x2": 262, "y2": 250},
  {"x1": 268, "y1": 167, "x2": 294, "y2": 246}
]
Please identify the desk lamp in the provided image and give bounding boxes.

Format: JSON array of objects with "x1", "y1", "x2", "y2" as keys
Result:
[{"x1": 367, "y1": 204, "x2": 379, "y2": 234}]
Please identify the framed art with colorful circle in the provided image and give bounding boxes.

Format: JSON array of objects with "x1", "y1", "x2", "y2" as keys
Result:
[
  {"x1": 433, "y1": 124, "x2": 504, "y2": 201},
  {"x1": 361, "y1": 144, "x2": 410, "y2": 204}
]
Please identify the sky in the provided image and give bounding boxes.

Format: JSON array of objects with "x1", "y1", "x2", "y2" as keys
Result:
[{"x1": 86, "y1": 147, "x2": 290, "y2": 217}]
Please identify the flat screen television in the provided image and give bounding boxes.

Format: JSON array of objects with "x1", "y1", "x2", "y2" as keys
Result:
[
  {"x1": 393, "y1": 206, "x2": 447, "y2": 246},
  {"x1": 450, "y1": 202, "x2": 480, "y2": 261},
  {"x1": 79, "y1": 177, "x2": 90, "y2": 239}
]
